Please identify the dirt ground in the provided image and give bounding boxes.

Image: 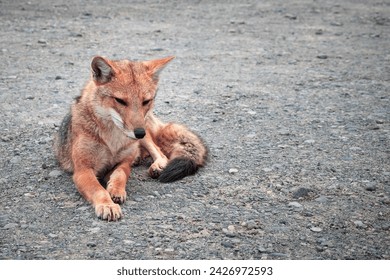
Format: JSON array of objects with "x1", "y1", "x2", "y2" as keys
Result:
[{"x1": 0, "y1": 0, "x2": 389, "y2": 260}]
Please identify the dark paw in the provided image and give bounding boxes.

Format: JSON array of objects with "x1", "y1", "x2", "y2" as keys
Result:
[{"x1": 149, "y1": 168, "x2": 161, "y2": 179}]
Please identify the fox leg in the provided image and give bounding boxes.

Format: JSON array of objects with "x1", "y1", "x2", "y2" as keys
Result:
[
  {"x1": 140, "y1": 135, "x2": 168, "y2": 178},
  {"x1": 73, "y1": 169, "x2": 122, "y2": 221},
  {"x1": 106, "y1": 161, "x2": 131, "y2": 204}
]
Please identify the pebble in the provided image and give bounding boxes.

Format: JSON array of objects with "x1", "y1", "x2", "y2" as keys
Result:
[
  {"x1": 310, "y1": 227, "x2": 322, "y2": 232},
  {"x1": 381, "y1": 224, "x2": 390, "y2": 230},
  {"x1": 243, "y1": 220, "x2": 260, "y2": 230},
  {"x1": 316, "y1": 54, "x2": 328, "y2": 59},
  {"x1": 304, "y1": 139, "x2": 316, "y2": 144},
  {"x1": 293, "y1": 187, "x2": 311, "y2": 199},
  {"x1": 285, "y1": 14, "x2": 297, "y2": 20},
  {"x1": 49, "y1": 170, "x2": 63, "y2": 178},
  {"x1": 133, "y1": 196, "x2": 143, "y2": 202},
  {"x1": 330, "y1": 21, "x2": 343, "y2": 26},
  {"x1": 88, "y1": 227, "x2": 101, "y2": 234},
  {"x1": 10, "y1": 156, "x2": 21, "y2": 164},
  {"x1": 354, "y1": 220, "x2": 366, "y2": 228},
  {"x1": 222, "y1": 225, "x2": 236, "y2": 237},
  {"x1": 222, "y1": 227, "x2": 236, "y2": 238},
  {"x1": 24, "y1": 192, "x2": 36, "y2": 198},
  {"x1": 288, "y1": 202, "x2": 303, "y2": 208},
  {"x1": 315, "y1": 196, "x2": 328, "y2": 203},
  {"x1": 87, "y1": 242, "x2": 97, "y2": 247},
  {"x1": 221, "y1": 241, "x2": 234, "y2": 248},
  {"x1": 77, "y1": 206, "x2": 89, "y2": 211},
  {"x1": 228, "y1": 168, "x2": 238, "y2": 174},
  {"x1": 258, "y1": 246, "x2": 268, "y2": 253},
  {"x1": 269, "y1": 252, "x2": 289, "y2": 257},
  {"x1": 123, "y1": 240, "x2": 135, "y2": 245},
  {"x1": 3, "y1": 223, "x2": 18, "y2": 229},
  {"x1": 364, "y1": 182, "x2": 377, "y2": 191},
  {"x1": 164, "y1": 248, "x2": 175, "y2": 254}
]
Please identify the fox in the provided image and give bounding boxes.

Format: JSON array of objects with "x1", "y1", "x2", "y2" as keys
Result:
[{"x1": 53, "y1": 55, "x2": 207, "y2": 221}]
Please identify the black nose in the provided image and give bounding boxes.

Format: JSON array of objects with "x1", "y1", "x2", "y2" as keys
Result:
[{"x1": 134, "y1": 128, "x2": 146, "y2": 139}]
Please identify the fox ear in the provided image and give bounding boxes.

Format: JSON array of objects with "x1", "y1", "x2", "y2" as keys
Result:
[
  {"x1": 144, "y1": 56, "x2": 175, "y2": 81},
  {"x1": 91, "y1": 56, "x2": 114, "y2": 84}
]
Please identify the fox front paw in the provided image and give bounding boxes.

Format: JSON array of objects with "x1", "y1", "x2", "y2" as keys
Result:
[
  {"x1": 95, "y1": 203, "x2": 122, "y2": 221},
  {"x1": 107, "y1": 183, "x2": 127, "y2": 204},
  {"x1": 149, "y1": 157, "x2": 169, "y2": 179}
]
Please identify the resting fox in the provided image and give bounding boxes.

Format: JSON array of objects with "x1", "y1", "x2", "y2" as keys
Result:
[{"x1": 53, "y1": 56, "x2": 207, "y2": 221}]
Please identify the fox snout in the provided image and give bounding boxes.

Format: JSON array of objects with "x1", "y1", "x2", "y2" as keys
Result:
[{"x1": 133, "y1": 127, "x2": 146, "y2": 139}]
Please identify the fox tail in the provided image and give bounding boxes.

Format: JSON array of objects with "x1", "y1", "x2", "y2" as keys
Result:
[{"x1": 155, "y1": 123, "x2": 208, "y2": 183}]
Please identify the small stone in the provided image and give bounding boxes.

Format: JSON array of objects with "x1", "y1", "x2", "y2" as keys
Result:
[
  {"x1": 55, "y1": 75, "x2": 63, "y2": 80},
  {"x1": 304, "y1": 139, "x2": 316, "y2": 144},
  {"x1": 123, "y1": 240, "x2": 135, "y2": 245},
  {"x1": 49, "y1": 170, "x2": 63, "y2": 178},
  {"x1": 288, "y1": 202, "x2": 303, "y2": 208},
  {"x1": 285, "y1": 14, "x2": 297, "y2": 20},
  {"x1": 316, "y1": 54, "x2": 328, "y2": 59},
  {"x1": 364, "y1": 182, "x2": 377, "y2": 191},
  {"x1": 10, "y1": 156, "x2": 21, "y2": 164},
  {"x1": 38, "y1": 39, "x2": 47, "y2": 44},
  {"x1": 244, "y1": 220, "x2": 260, "y2": 230},
  {"x1": 381, "y1": 224, "x2": 390, "y2": 230},
  {"x1": 87, "y1": 242, "x2": 97, "y2": 247},
  {"x1": 354, "y1": 220, "x2": 366, "y2": 228},
  {"x1": 228, "y1": 168, "x2": 238, "y2": 174},
  {"x1": 221, "y1": 241, "x2": 234, "y2": 248},
  {"x1": 293, "y1": 187, "x2": 311, "y2": 199},
  {"x1": 4, "y1": 223, "x2": 18, "y2": 229},
  {"x1": 89, "y1": 227, "x2": 100, "y2": 234},
  {"x1": 24, "y1": 192, "x2": 36, "y2": 198},
  {"x1": 227, "y1": 225, "x2": 235, "y2": 231},
  {"x1": 315, "y1": 196, "x2": 328, "y2": 203},
  {"x1": 258, "y1": 246, "x2": 268, "y2": 253},
  {"x1": 310, "y1": 227, "x2": 322, "y2": 232},
  {"x1": 164, "y1": 248, "x2": 175, "y2": 254},
  {"x1": 222, "y1": 227, "x2": 236, "y2": 238},
  {"x1": 269, "y1": 252, "x2": 289, "y2": 257},
  {"x1": 330, "y1": 21, "x2": 343, "y2": 26},
  {"x1": 48, "y1": 233, "x2": 58, "y2": 238}
]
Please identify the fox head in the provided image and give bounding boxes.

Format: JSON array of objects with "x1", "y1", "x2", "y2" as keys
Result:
[{"x1": 90, "y1": 55, "x2": 174, "y2": 139}]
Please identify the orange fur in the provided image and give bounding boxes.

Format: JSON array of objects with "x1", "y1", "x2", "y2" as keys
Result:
[{"x1": 53, "y1": 55, "x2": 207, "y2": 221}]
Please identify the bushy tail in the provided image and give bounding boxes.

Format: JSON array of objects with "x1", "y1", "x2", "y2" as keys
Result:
[
  {"x1": 154, "y1": 123, "x2": 208, "y2": 183},
  {"x1": 158, "y1": 158, "x2": 198, "y2": 183}
]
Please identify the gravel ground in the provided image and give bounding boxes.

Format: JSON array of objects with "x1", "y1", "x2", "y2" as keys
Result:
[{"x1": 0, "y1": 0, "x2": 389, "y2": 260}]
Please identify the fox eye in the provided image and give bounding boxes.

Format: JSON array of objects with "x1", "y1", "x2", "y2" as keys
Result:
[
  {"x1": 114, "y1": 97, "x2": 127, "y2": 106},
  {"x1": 142, "y1": 99, "x2": 151, "y2": 106}
]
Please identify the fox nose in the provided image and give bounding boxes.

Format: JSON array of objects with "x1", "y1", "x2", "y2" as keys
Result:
[{"x1": 134, "y1": 128, "x2": 146, "y2": 139}]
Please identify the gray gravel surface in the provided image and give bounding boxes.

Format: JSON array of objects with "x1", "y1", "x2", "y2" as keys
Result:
[{"x1": 1, "y1": 0, "x2": 389, "y2": 260}]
